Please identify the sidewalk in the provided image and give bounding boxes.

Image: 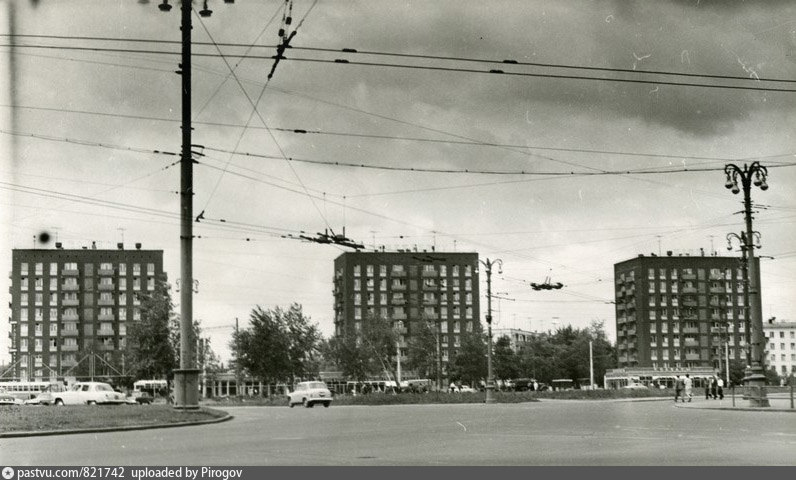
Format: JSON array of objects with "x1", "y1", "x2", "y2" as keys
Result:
[{"x1": 673, "y1": 392, "x2": 795, "y2": 412}]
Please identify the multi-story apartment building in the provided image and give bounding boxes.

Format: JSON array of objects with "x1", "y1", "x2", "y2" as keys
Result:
[
  {"x1": 492, "y1": 327, "x2": 535, "y2": 353},
  {"x1": 614, "y1": 253, "x2": 760, "y2": 370},
  {"x1": 333, "y1": 251, "x2": 480, "y2": 375},
  {"x1": 764, "y1": 320, "x2": 796, "y2": 377},
  {"x1": 6, "y1": 244, "x2": 164, "y2": 381}
]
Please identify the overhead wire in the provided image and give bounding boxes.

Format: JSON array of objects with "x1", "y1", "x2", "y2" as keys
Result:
[{"x1": 4, "y1": 43, "x2": 796, "y2": 93}]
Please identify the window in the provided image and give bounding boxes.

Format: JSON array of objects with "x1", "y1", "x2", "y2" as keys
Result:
[
  {"x1": 464, "y1": 279, "x2": 472, "y2": 291},
  {"x1": 119, "y1": 263, "x2": 127, "y2": 275},
  {"x1": 35, "y1": 263, "x2": 43, "y2": 275},
  {"x1": 780, "y1": 331, "x2": 785, "y2": 338},
  {"x1": 465, "y1": 307, "x2": 473, "y2": 319},
  {"x1": 354, "y1": 265, "x2": 361, "y2": 277},
  {"x1": 380, "y1": 293, "x2": 387, "y2": 304},
  {"x1": 648, "y1": 268, "x2": 655, "y2": 280},
  {"x1": 354, "y1": 293, "x2": 361, "y2": 305},
  {"x1": 354, "y1": 279, "x2": 361, "y2": 291},
  {"x1": 100, "y1": 262, "x2": 113, "y2": 271},
  {"x1": 133, "y1": 278, "x2": 141, "y2": 291},
  {"x1": 21, "y1": 262, "x2": 29, "y2": 275},
  {"x1": 119, "y1": 307, "x2": 127, "y2": 320},
  {"x1": 354, "y1": 308, "x2": 361, "y2": 320},
  {"x1": 464, "y1": 265, "x2": 472, "y2": 277},
  {"x1": 34, "y1": 277, "x2": 44, "y2": 290},
  {"x1": 147, "y1": 278, "x2": 155, "y2": 290},
  {"x1": 50, "y1": 323, "x2": 58, "y2": 335},
  {"x1": 147, "y1": 263, "x2": 155, "y2": 275},
  {"x1": 452, "y1": 265, "x2": 460, "y2": 277},
  {"x1": 423, "y1": 264, "x2": 435, "y2": 274},
  {"x1": 21, "y1": 293, "x2": 28, "y2": 306},
  {"x1": 133, "y1": 308, "x2": 141, "y2": 321}
]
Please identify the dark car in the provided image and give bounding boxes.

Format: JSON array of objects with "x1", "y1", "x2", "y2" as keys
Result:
[{"x1": 126, "y1": 391, "x2": 154, "y2": 405}]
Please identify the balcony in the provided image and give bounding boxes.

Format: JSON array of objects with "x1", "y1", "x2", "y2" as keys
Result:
[
  {"x1": 98, "y1": 268, "x2": 114, "y2": 276},
  {"x1": 684, "y1": 339, "x2": 700, "y2": 347},
  {"x1": 617, "y1": 317, "x2": 626, "y2": 325},
  {"x1": 616, "y1": 304, "x2": 625, "y2": 311},
  {"x1": 98, "y1": 329, "x2": 115, "y2": 336},
  {"x1": 681, "y1": 287, "x2": 697, "y2": 294},
  {"x1": 391, "y1": 298, "x2": 406, "y2": 306},
  {"x1": 61, "y1": 313, "x2": 79, "y2": 321},
  {"x1": 682, "y1": 327, "x2": 699, "y2": 334},
  {"x1": 709, "y1": 287, "x2": 725, "y2": 294},
  {"x1": 681, "y1": 273, "x2": 696, "y2": 280},
  {"x1": 98, "y1": 344, "x2": 115, "y2": 351},
  {"x1": 682, "y1": 300, "x2": 697, "y2": 307},
  {"x1": 61, "y1": 284, "x2": 79, "y2": 292},
  {"x1": 391, "y1": 270, "x2": 406, "y2": 278},
  {"x1": 61, "y1": 344, "x2": 78, "y2": 352},
  {"x1": 626, "y1": 328, "x2": 637, "y2": 336},
  {"x1": 685, "y1": 353, "x2": 700, "y2": 361},
  {"x1": 60, "y1": 359, "x2": 77, "y2": 367},
  {"x1": 61, "y1": 329, "x2": 79, "y2": 337},
  {"x1": 391, "y1": 284, "x2": 407, "y2": 291},
  {"x1": 392, "y1": 313, "x2": 407, "y2": 320},
  {"x1": 98, "y1": 283, "x2": 115, "y2": 291},
  {"x1": 98, "y1": 298, "x2": 115, "y2": 306},
  {"x1": 62, "y1": 299, "x2": 79, "y2": 307},
  {"x1": 421, "y1": 270, "x2": 438, "y2": 278},
  {"x1": 62, "y1": 268, "x2": 79, "y2": 276}
]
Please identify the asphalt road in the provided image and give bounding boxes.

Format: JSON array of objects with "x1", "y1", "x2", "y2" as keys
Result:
[{"x1": 2, "y1": 399, "x2": 795, "y2": 465}]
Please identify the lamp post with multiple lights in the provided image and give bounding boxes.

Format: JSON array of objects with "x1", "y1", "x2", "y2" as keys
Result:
[
  {"x1": 480, "y1": 258, "x2": 502, "y2": 404},
  {"x1": 724, "y1": 162, "x2": 769, "y2": 407}
]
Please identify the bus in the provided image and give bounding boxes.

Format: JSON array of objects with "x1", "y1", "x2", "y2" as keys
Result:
[
  {"x1": 550, "y1": 379, "x2": 574, "y2": 391},
  {"x1": 133, "y1": 379, "x2": 168, "y2": 397},
  {"x1": 0, "y1": 381, "x2": 62, "y2": 401}
]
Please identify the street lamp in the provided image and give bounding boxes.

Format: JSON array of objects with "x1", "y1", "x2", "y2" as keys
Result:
[
  {"x1": 480, "y1": 258, "x2": 502, "y2": 404},
  {"x1": 153, "y1": 0, "x2": 232, "y2": 410},
  {"x1": 724, "y1": 162, "x2": 770, "y2": 407}
]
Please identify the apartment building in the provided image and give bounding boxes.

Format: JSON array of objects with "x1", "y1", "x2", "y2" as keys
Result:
[
  {"x1": 6, "y1": 244, "x2": 164, "y2": 381},
  {"x1": 492, "y1": 327, "x2": 535, "y2": 353},
  {"x1": 614, "y1": 253, "x2": 760, "y2": 369},
  {"x1": 764, "y1": 320, "x2": 796, "y2": 377},
  {"x1": 333, "y1": 251, "x2": 480, "y2": 374}
]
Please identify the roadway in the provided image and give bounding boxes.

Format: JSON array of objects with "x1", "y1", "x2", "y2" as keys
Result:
[{"x1": 1, "y1": 399, "x2": 795, "y2": 465}]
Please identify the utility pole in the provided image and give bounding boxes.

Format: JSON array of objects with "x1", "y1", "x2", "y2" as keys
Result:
[
  {"x1": 235, "y1": 317, "x2": 241, "y2": 397},
  {"x1": 480, "y1": 258, "x2": 503, "y2": 404},
  {"x1": 724, "y1": 162, "x2": 770, "y2": 407},
  {"x1": 153, "y1": 0, "x2": 234, "y2": 409},
  {"x1": 589, "y1": 340, "x2": 594, "y2": 390}
]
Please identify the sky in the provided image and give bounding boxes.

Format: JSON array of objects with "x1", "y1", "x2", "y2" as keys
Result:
[{"x1": 2, "y1": 0, "x2": 795, "y2": 365}]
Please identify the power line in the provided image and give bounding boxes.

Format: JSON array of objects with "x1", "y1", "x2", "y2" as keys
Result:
[
  {"x1": 4, "y1": 33, "x2": 795, "y2": 84},
  {"x1": 4, "y1": 43, "x2": 796, "y2": 93}
]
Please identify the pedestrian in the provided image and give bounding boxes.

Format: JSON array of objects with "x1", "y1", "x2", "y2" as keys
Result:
[
  {"x1": 449, "y1": 382, "x2": 456, "y2": 393},
  {"x1": 717, "y1": 377, "x2": 724, "y2": 400},
  {"x1": 684, "y1": 374, "x2": 693, "y2": 402},
  {"x1": 710, "y1": 377, "x2": 718, "y2": 399},
  {"x1": 674, "y1": 376, "x2": 683, "y2": 403},
  {"x1": 533, "y1": 380, "x2": 539, "y2": 392},
  {"x1": 704, "y1": 380, "x2": 710, "y2": 400}
]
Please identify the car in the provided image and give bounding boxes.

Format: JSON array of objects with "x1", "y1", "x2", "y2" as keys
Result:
[
  {"x1": 126, "y1": 391, "x2": 154, "y2": 405},
  {"x1": 287, "y1": 381, "x2": 333, "y2": 408},
  {"x1": 0, "y1": 391, "x2": 23, "y2": 406},
  {"x1": 51, "y1": 382, "x2": 127, "y2": 406},
  {"x1": 622, "y1": 383, "x2": 649, "y2": 390},
  {"x1": 458, "y1": 386, "x2": 477, "y2": 393}
]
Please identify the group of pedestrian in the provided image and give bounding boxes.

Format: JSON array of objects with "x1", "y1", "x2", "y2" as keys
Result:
[
  {"x1": 674, "y1": 374, "x2": 692, "y2": 402},
  {"x1": 704, "y1": 376, "x2": 724, "y2": 400},
  {"x1": 675, "y1": 374, "x2": 725, "y2": 403}
]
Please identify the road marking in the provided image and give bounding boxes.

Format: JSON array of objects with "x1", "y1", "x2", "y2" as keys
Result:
[{"x1": 456, "y1": 422, "x2": 467, "y2": 432}]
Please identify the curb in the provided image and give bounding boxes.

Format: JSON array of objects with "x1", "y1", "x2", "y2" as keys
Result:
[
  {"x1": 0, "y1": 411, "x2": 233, "y2": 438},
  {"x1": 673, "y1": 403, "x2": 795, "y2": 413}
]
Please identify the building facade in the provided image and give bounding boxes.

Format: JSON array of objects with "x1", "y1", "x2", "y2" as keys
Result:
[
  {"x1": 492, "y1": 327, "x2": 535, "y2": 353},
  {"x1": 333, "y1": 251, "x2": 480, "y2": 375},
  {"x1": 614, "y1": 253, "x2": 760, "y2": 370},
  {"x1": 6, "y1": 244, "x2": 164, "y2": 381},
  {"x1": 764, "y1": 320, "x2": 796, "y2": 377}
]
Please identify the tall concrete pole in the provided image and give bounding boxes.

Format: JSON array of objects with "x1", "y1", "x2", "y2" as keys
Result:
[
  {"x1": 480, "y1": 258, "x2": 501, "y2": 404},
  {"x1": 173, "y1": 0, "x2": 199, "y2": 410}
]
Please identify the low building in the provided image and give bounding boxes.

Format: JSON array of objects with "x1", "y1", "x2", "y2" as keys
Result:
[{"x1": 764, "y1": 320, "x2": 796, "y2": 377}]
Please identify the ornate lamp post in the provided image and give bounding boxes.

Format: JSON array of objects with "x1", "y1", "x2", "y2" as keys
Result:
[
  {"x1": 724, "y1": 162, "x2": 769, "y2": 407},
  {"x1": 480, "y1": 258, "x2": 502, "y2": 404}
]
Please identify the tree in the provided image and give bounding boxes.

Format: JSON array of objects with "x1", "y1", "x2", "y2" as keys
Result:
[
  {"x1": 449, "y1": 331, "x2": 486, "y2": 386},
  {"x1": 124, "y1": 279, "x2": 178, "y2": 381},
  {"x1": 728, "y1": 359, "x2": 747, "y2": 387},
  {"x1": 493, "y1": 335, "x2": 519, "y2": 382},
  {"x1": 404, "y1": 320, "x2": 438, "y2": 379},
  {"x1": 328, "y1": 314, "x2": 399, "y2": 383},
  {"x1": 230, "y1": 304, "x2": 321, "y2": 391}
]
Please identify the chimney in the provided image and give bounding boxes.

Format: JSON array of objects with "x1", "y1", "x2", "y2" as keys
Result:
[
  {"x1": 700, "y1": 248, "x2": 705, "y2": 256},
  {"x1": 666, "y1": 251, "x2": 673, "y2": 256},
  {"x1": 135, "y1": 243, "x2": 142, "y2": 250},
  {"x1": 117, "y1": 243, "x2": 124, "y2": 250},
  {"x1": 55, "y1": 242, "x2": 63, "y2": 249},
  {"x1": 91, "y1": 241, "x2": 97, "y2": 250}
]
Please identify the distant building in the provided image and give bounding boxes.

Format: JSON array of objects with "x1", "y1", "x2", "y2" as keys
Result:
[
  {"x1": 764, "y1": 320, "x2": 796, "y2": 377},
  {"x1": 614, "y1": 253, "x2": 760, "y2": 370},
  {"x1": 492, "y1": 327, "x2": 535, "y2": 353},
  {"x1": 5, "y1": 244, "x2": 164, "y2": 381},
  {"x1": 333, "y1": 251, "x2": 480, "y2": 376}
]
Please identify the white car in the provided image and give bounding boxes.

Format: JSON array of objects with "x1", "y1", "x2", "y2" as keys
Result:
[
  {"x1": 51, "y1": 382, "x2": 127, "y2": 406},
  {"x1": 458, "y1": 386, "x2": 477, "y2": 393},
  {"x1": 288, "y1": 381, "x2": 333, "y2": 408}
]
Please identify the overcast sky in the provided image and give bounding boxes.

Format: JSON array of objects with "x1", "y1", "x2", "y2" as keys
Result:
[{"x1": 2, "y1": 0, "x2": 795, "y2": 364}]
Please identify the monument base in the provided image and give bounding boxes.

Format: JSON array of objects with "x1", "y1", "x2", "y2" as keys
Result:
[{"x1": 173, "y1": 368, "x2": 201, "y2": 410}]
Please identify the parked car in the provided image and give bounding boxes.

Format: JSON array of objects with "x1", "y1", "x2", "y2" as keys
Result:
[
  {"x1": 622, "y1": 383, "x2": 649, "y2": 390},
  {"x1": 126, "y1": 391, "x2": 154, "y2": 405},
  {"x1": 24, "y1": 384, "x2": 67, "y2": 405},
  {"x1": 288, "y1": 381, "x2": 333, "y2": 408},
  {"x1": 51, "y1": 382, "x2": 127, "y2": 406},
  {"x1": 458, "y1": 385, "x2": 477, "y2": 393},
  {"x1": 0, "y1": 391, "x2": 23, "y2": 405}
]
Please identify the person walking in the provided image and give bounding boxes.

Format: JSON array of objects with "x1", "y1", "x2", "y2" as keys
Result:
[
  {"x1": 710, "y1": 377, "x2": 718, "y2": 399},
  {"x1": 704, "y1": 380, "x2": 711, "y2": 400},
  {"x1": 674, "y1": 375, "x2": 684, "y2": 403},
  {"x1": 684, "y1": 374, "x2": 693, "y2": 402},
  {"x1": 717, "y1": 377, "x2": 725, "y2": 400}
]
